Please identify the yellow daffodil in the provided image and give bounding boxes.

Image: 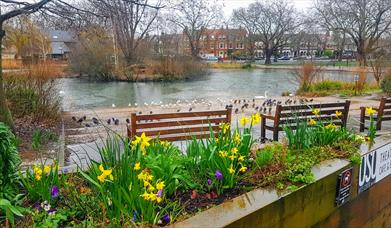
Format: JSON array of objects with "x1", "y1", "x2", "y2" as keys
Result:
[
  {"x1": 148, "y1": 185, "x2": 155, "y2": 192},
  {"x1": 97, "y1": 164, "x2": 113, "y2": 183},
  {"x1": 156, "y1": 197, "x2": 162, "y2": 203},
  {"x1": 216, "y1": 138, "x2": 219, "y2": 144},
  {"x1": 43, "y1": 166, "x2": 51, "y2": 174},
  {"x1": 335, "y1": 111, "x2": 342, "y2": 118},
  {"x1": 231, "y1": 147, "x2": 238, "y2": 154},
  {"x1": 143, "y1": 181, "x2": 150, "y2": 187},
  {"x1": 33, "y1": 167, "x2": 43, "y2": 176},
  {"x1": 97, "y1": 174, "x2": 105, "y2": 183},
  {"x1": 239, "y1": 117, "x2": 251, "y2": 126},
  {"x1": 219, "y1": 123, "x2": 230, "y2": 134},
  {"x1": 251, "y1": 112, "x2": 261, "y2": 125},
  {"x1": 229, "y1": 154, "x2": 237, "y2": 161},
  {"x1": 325, "y1": 123, "x2": 337, "y2": 130},
  {"x1": 160, "y1": 141, "x2": 170, "y2": 147},
  {"x1": 234, "y1": 132, "x2": 241, "y2": 144},
  {"x1": 228, "y1": 165, "x2": 235, "y2": 174},
  {"x1": 219, "y1": 150, "x2": 228, "y2": 157},
  {"x1": 239, "y1": 166, "x2": 248, "y2": 173},
  {"x1": 308, "y1": 118, "x2": 316, "y2": 125},
  {"x1": 366, "y1": 107, "x2": 377, "y2": 116},
  {"x1": 141, "y1": 191, "x2": 150, "y2": 200},
  {"x1": 35, "y1": 174, "x2": 42, "y2": 181},
  {"x1": 238, "y1": 155, "x2": 245, "y2": 162},
  {"x1": 156, "y1": 181, "x2": 165, "y2": 190},
  {"x1": 312, "y1": 108, "x2": 320, "y2": 116},
  {"x1": 138, "y1": 171, "x2": 146, "y2": 180},
  {"x1": 149, "y1": 193, "x2": 157, "y2": 201},
  {"x1": 134, "y1": 162, "x2": 141, "y2": 171},
  {"x1": 132, "y1": 132, "x2": 152, "y2": 151}
]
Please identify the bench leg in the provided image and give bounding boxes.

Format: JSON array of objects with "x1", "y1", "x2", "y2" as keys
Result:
[
  {"x1": 273, "y1": 130, "x2": 279, "y2": 141},
  {"x1": 261, "y1": 117, "x2": 266, "y2": 140},
  {"x1": 376, "y1": 120, "x2": 382, "y2": 131}
]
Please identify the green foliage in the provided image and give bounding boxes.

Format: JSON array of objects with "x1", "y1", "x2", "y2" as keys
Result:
[
  {"x1": 381, "y1": 71, "x2": 391, "y2": 94},
  {"x1": 241, "y1": 63, "x2": 253, "y2": 69},
  {"x1": 323, "y1": 49, "x2": 334, "y2": 57},
  {"x1": 20, "y1": 162, "x2": 67, "y2": 204},
  {"x1": 255, "y1": 145, "x2": 276, "y2": 167},
  {"x1": 0, "y1": 198, "x2": 24, "y2": 227},
  {"x1": 184, "y1": 123, "x2": 254, "y2": 195},
  {"x1": 0, "y1": 122, "x2": 21, "y2": 201},
  {"x1": 31, "y1": 129, "x2": 58, "y2": 151},
  {"x1": 79, "y1": 135, "x2": 188, "y2": 225},
  {"x1": 312, "y1": 80, "x2": 343, "y2": 91},
  {"x1": 284, "y1": 116, "x2": 352, "y2": 150}
]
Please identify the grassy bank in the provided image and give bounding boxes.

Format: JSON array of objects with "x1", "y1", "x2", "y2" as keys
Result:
[{"x1": 297, "y1": 80, "x2": 381, "y2": 97}]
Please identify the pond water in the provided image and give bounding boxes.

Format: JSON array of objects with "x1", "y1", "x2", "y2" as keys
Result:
[{"x1": 59, "y1": 69, "x2": 358, "y2": 111}]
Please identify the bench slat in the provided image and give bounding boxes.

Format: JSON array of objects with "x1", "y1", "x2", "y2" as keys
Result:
[
  {"x1": 135, "y1": 117, "x2": 227, "y2": 129},
  {"x1": 280, "y1": 108, "x2": 345, "y2": 118},
  {"x1": 156, "y1": 133, "x2": 215, "y2": 142},
  {"x1": 136, "y1": 126, "x2": 220, "y2": 136},
  {"x1": 281, "y1": 102, "x2": 347, "y2": 111},
  {"x1": 135, "y1": 110, "x2": 229, "y2": 121}
]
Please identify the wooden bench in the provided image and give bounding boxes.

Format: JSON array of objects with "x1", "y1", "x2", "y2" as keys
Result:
[
  {"x1": 127, "y1": 108, "x2": 232, "y2": 142},
  {"x1": 261, "y1": 101, "x2": 351, "y2": 141},
  {"x1": 360, "y1": 97, "x2": 391, "y2": 132}
]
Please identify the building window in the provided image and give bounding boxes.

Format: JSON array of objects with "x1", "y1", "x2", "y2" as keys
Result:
[
  {"x1": 210, "y1": 44, "x2": 214, "y2": 49},
  {"x1": 229, "y1": 43, "x2": 233, "y2": 49},
  {"x1": 219, "y1": 43, "x2": 224, "y2": 49}
]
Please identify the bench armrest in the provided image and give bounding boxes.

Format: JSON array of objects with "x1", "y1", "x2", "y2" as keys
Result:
[{"x1": 261, "y1": 114, "x2": 275, "y2": 120}]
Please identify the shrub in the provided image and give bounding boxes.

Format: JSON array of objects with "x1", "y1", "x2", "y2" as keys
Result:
[
  {"x1": 312, "y1": 80, "x2": 343, "y2": 91},
  {"x1": 3, "y1": 64, "x2": 61, "y2": 123},
  {"x1": 0, "y1": 122, "x2": 21, "y2": 201},
  {"x1": 292, "y1": 63, "x2": 322, "y2": 92},
  {"x1": 381, "y1": 71, "x2": 391, "y2": 94}
]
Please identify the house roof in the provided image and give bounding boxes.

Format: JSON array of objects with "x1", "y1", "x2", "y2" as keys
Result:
[
  {"x1": 44, "y1": 30, "x2": 76, "y2": 43},
  {"x1": 51, "y1": 42, "x2": 72, "y2": 55}
]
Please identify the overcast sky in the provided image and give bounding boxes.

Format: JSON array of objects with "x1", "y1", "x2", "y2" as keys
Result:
[{"x1": 222, "y1": 0, "x2": 314, "y2": 16}]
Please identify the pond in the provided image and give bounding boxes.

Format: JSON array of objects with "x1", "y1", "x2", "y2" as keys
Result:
[{"x1": 59, "y1": 69, "x2": 358, "y2": 111}]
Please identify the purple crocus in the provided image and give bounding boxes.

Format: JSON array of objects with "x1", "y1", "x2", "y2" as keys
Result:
[
  {"x1": 163, "y1": 214, "x2": 171, "y2": 224},
  {"x1": 132, "y1": 211, "x2": 138, "y2": 221},
  {"x1": 51, "y1": 186, "x2": 60, "y2": 198},
  {"x1": 207, "y1": 179, "x2": 212, "y2": 185},
  {"x1": 215, "y1": 170, "x2": 223, "y2": 181},
  {"x1": 157, "y1": 189, "x2": 163, "y2": 198}
]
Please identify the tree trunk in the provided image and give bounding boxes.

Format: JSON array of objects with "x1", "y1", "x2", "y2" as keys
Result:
[
  {"x1": 357, "y1": 41, "x2": 367, "y2": 66},
  {"x1": 0, "y1": 25, "x2": 14, "y2": 129},
  {"x1": 264, "y1": 48, "x2": 272, "y2": 65}
]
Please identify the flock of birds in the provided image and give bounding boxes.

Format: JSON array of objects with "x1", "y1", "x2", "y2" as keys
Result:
[{"x1": 70, "y1": 96, "x2": 315, "y2": 128}]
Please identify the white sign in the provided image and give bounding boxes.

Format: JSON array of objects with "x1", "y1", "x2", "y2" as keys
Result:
[
  {"x1": 375, "y1": 143, "x2": 391, "y2": 181},
  {"x1": 359, "y1": 143, "x2": 391, "y2": 193}
]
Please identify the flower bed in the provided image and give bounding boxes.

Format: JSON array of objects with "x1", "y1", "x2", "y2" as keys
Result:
[{"x1": 0, "y1": 109, "x2": 375, "y2": 227}]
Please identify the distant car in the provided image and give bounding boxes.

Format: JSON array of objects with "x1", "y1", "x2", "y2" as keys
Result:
[
  {"x1": 201, "y1": 56, "x2": 219, "y2": 62},
  {"x1": 278, "y1": 56, "x2": 291, "y2": 60}
]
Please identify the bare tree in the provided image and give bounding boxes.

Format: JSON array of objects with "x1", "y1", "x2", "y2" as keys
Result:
[
  {"x1": 169, "y1": 0, "x2": 222, "y2": 58},
  {"x1": 0, "y1": 0, "x2": 53, "y2": 128},
  {"x1": 85, "y1": 0, "x2": 162, "y2": 64},
  {"x1": 315, "y1": 0, "x2": 391, "y2": 66},
  {"x1": 232, "y1": 8, "x2": 258, "y2": 60},
  {"x1": 233, "y1": 0, "x2": 300, "y2": 64}
]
